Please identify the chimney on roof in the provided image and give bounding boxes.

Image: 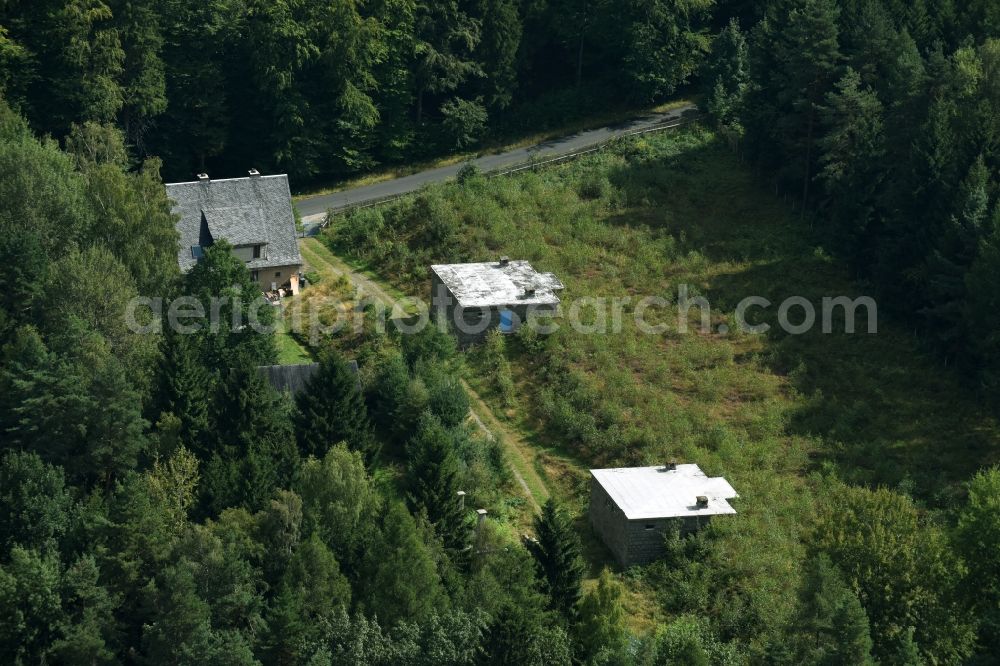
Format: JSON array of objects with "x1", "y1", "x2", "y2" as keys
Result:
[
  {"x1": 523, "y1": 286, "x2": 536, "y2": 298},
  {"x1": 475, "y1": 509, "x2": 488, "y2": 546},
  {"x1": 696, "y1": 495, "x2": 709, "y2": 508},
  {"x1": 197, "y1": 173, "x2": 209, "y2": 183},
  {"x1": 457, "y1": 490, "x2": 466, "y2": 510},
  {"x1": 249, "y1": 168, "x2": 261, "y2": 178},
  {"x1": 666, "y1": 459, "x2": 677, "y2": 470},
  {"x1": 499, "y1": 256, "x2": 510, "y2": 267}
]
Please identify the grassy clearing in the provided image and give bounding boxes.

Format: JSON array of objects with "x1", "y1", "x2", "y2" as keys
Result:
[
  {"x1": 463, "y1": 378, "x2": 549, "y2": 512},
  {"x1": 322, "y1": 125, "x2": 1000, "y2": 634},
  {"x1": 274, "y1": 315, "x2": 314, "y2": 364}
]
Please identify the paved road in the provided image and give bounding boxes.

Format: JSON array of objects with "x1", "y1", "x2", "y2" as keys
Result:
[{"x1": 296, "y1": 104, "x2": 698, "y2": 226}]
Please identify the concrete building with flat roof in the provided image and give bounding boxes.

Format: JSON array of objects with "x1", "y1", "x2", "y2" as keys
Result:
[
  {"x1": 430, "y1": 257, "x2": 564, "y2": 346},
  {"x1": 588, "y1": 463, "x2": 738, "y2": 566}
]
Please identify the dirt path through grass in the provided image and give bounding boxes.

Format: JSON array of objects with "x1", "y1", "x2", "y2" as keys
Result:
[
  {"x1": 462, "y1": 380, "x2": 548, "y2": 513},
  {"x1": 298, "y1": 237, "x2": 552, "y2": 514}
]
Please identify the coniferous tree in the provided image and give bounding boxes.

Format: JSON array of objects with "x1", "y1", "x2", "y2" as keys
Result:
[
  {"x1": 153, "y1": 0, "x2": 235, "y2": 174},
  {"x1": 955, "y1": 466, "x2": 1000, "y2": 654},
  {"x1": 154, "y1": 330, "x2": 214, "y2": 457},
  {"x1": 528, "y1": 499, "x2": 584, "y2": 620},
  {"x1": 817, "y1": 67, "x2": 885, "y2": 254},
  {"x1": 367, "y1": 347, "x2": 412, "y2": 445},
  {"x1": 203, "y1": 362, "x2": 299, "y2": 514},
  {"x1": 416, "y1": 357, "x2": 469, "y2": 428},
  {"x1": 965, "y1": 208, "x2": 1000, "y2": 392},
  {"x1": 748, "y1": 0, "x2": 841, "y2": 207},
  {"x1": 0, "y1": 325, "x2": 148, "y2": 489},
  {"x1": 360, "y1": 501, "x2": 448, "y2": 627},
  {"x1": 405, "y1": 411, "x2": 467, "y2": 551},
  {"x1": 0, "y1": 451, "x2": 74, "y2": 556},
  {"x1": 702, "y1": 18, "x2": 750, "y2": 138},
  {"x1": 793, "y1": 554, "x2": 875, "y2": 665},
  {"x1": 411, "y1": 0, "x2": 482, "y2": 126},
  {"x1": 923, "y1": 155, "x2": 991, "y2": 356},
  {"x1": 295, "y1": 350, "x2": 374, "y2": 459},
  {"x1": 473, "y1": 0, "x2": 521, "y2": 112},
  {"x1": 110, "y1": 0, "x2": 166, "y2": 152},
  {"x1": 575, "y1": 568, "x2": 628, "y2": 662}
]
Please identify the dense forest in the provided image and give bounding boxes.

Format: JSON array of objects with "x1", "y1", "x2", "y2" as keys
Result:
[
  {"x1": 3, "y1": 0, "x2": 1000, "y2": 664},
  {"x1": 0, "y1": 0, "x2": 716, "y2": 182}
]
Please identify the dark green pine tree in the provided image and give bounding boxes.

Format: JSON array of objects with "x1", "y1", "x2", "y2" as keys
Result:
[
  {"x1": 528, "y1": 499, "x2": 585, "y2": 620},
  {"x1": 153, "y1": 330, "x2": 214, "y2": 457},
  {"x1": 749, "y1": 0, "x2": 841, "y2": 210},
  {"x1": 0, "y1": 450, "x2": 73, "y2": 555},
  {"x1": 794, "y1": 554, "x2": 875, "y2": 665},
  {"x1": 0, "y1": 324, "x2": 148, "y2": 490},
  {"x1": 404, "y1": 411, "x2": 467, "y2": 552},
  {"x1": 359, "y1": 501, "x2": 447, "y2": 628},
  {"x1": 204, "y1": 361, "x2": 299, "y2": 514},
  {"x1": 923, "y1": 155, "x2": 990, "y2": 357},
  {"x1": 295, "y1": 351, "x2": 375, "y2": 460},
  {"x1": 965, "y1": 207, "x2": 1000, "y2": 395},
  {"x1": 366, "y1": 348, "x2": 415, "y2": 447},
  {"x1": 110, "y1": 0, "x2": 167, "y2": 153},
  {"x1": 817, "y1": 67, "x2": 885, "y2": 255},
  {"x1": 702, "y1": 18, "x2": 750, "y2": 137}
]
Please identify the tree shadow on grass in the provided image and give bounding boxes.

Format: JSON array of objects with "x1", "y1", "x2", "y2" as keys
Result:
[
  {"x1": 604, "y1": 134, "x2": 1000, "y2": 505},
  {"x1": 705, "y1": 225, "x2": 1000, "y2": 507}
]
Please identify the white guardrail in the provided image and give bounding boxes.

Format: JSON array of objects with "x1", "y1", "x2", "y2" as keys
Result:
[{"x1": 309, "y1": 114, "x2": 703, "y2": 233}]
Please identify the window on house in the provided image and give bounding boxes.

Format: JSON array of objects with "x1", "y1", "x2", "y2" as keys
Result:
[
  {"x1": 252, "y1": 245, "x2": 262, "y2": 259},
  {"x1": 644, "y1": 524, "x2": 656, "y2": 531},
  {"x1": 191, "y1": 246, "x2": 204, "y2": 259},
  {"x1": 274, "y1": 271, "x2": 281, "y2": 277},
  {"x1": 251, "y1": 271, "x2": 259, "y2": 281}
]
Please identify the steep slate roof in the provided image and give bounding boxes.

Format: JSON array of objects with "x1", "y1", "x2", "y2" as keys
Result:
[
  {"x1": 590, "y1": 464, "x2": 738, "y2": 520},
  {"x1": 166, "y1": 174, "x2": 303, "y2": 272},
  {"x1": 431, "y1": 260, "x2": 564, "y2": 308},
  {"x1": 204, "y1": 206, "x2": 269, "y2": 246}
]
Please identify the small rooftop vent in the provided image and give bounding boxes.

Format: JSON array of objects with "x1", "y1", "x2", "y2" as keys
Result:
[
  {"x1": 522, "y1": 286, "x2": 536, "y2": 298},
  {"x1": 249, "y1": 168, "x2": 261, "y2": 178},
  {"x1": 499, "y1": 256, "x2": 510, "y2": 267},
  {"x1": 696, "y1": 495, "x2": 709, "y2": 508},
  {"x1": 197, "y1": 173, "x2": 210, "y2": 182},
  {"x1": 666, "y1": 459, "x2": 678, "y2": 471}
]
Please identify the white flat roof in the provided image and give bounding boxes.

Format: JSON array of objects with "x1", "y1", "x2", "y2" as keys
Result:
[
  {"x1": 590, "y1": 464, "x2": 738, "y2": 520},
  {"x1": 431, "y1": 260, "x2": 564, "y2": 308}
]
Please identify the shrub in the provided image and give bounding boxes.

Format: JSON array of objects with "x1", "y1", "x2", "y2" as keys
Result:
[
  {"x1": 440, "y1": 97, "x2": 488, "y2": 149},
  {"x1": 457, "y1": 161, "x2": 481, "y2": 184}
]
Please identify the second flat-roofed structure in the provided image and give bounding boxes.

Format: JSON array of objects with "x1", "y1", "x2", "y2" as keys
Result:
[
  {"x1": 430, "y1": 257, "x2": 564, "y2": 345},
  {"x1": 589, "y1": 463, "x2": 738, "y2": 566}
]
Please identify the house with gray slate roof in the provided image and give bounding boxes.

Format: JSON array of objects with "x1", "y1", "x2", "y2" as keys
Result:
[{"x1": 166, "y1": 171, "x2": 303, "y2": 291}]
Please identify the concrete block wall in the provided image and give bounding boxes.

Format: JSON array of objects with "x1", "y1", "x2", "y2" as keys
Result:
[
  {"x1": 588, "y1": 477, "x2": 712, "y2": 567},
  {"x1": 430, "y1": 272, "x2": 558, "y2": 347}
]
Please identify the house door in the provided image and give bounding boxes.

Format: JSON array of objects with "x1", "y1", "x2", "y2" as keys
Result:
[{"x1": 499, "y1": 308, "x2": 514, "y2": 333}]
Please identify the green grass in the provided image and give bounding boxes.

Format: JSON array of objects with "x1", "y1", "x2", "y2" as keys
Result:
[
  {"x1": 274, "y1": 316, "x2": 313, "y2": 365},
  {"x1": 323, "y1": 126, "x2": 1000, "y2": 637}
]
